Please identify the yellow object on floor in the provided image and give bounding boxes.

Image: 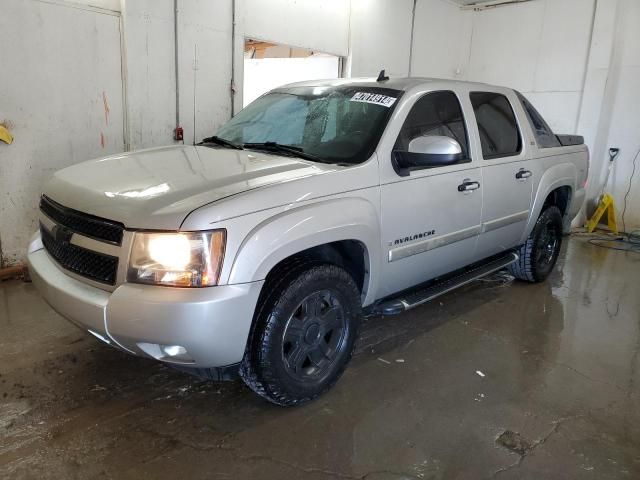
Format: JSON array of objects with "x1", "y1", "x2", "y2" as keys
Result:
[
  {"x1": 0, "y1": 125, "x2": 13, "y2": 144},
  {"x1": 585, "y1": 193, "x2": 619, "y2": 234}
]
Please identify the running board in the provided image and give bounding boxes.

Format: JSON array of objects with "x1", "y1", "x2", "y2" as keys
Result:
[{"x1": 372, "y1": 252, "x2": 519, "y2": 316}]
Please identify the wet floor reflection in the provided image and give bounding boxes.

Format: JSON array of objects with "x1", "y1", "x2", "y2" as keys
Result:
[{"x1": 1, "y1": 237, "x2": 639, "y2": 479}]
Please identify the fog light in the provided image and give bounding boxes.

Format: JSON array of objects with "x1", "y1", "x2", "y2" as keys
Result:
[
  {"x1": 137, "y1": 342, "x2": 195, "y2": 364},
  {"x1": 162, "y1": 345, "x2": 187, "y2": 357}
]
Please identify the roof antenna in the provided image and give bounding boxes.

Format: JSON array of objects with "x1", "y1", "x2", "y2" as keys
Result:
[{"x1": 376, "y1": 69, "x2": 389, "y2": 82}]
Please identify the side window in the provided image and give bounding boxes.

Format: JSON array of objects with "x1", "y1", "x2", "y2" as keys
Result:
[
  {"x1": 516, "y1": 92, "x2": 561, "y2": 148},
  {"x1": 394, "y1": 91, "x2": 470, "y2": 162},
  {"x1": 470, "y1": 92, "x2": 522, "y2": 159}
]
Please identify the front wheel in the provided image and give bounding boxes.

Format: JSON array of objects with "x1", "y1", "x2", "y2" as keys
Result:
[
  {"x1": 509, "y1": 206, "x2": 563, "y2": 282},
  {"x1": 240, "y1": 264, "x2": 362, "y2": 406}
]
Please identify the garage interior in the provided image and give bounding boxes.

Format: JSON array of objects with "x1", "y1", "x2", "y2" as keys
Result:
[{"x1": 1, "y1": 0, "x2": 639, "y2": 478}]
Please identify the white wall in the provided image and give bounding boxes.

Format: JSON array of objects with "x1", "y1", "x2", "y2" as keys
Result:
[
  {"x1": 240, "y1": 0, "x2": 350, "y2": 57},
  {"x1": 243, "y1": 56, "x2": 340, "y2": 106},
  {"x1": 0, "y1": 0, "x2": 354, "y2": 265},
  {"x1": 124, "y1": 0, "x2": 351, "y2": 150},
  {"x1": 0, "y1": 0, "x2": 236, "y2": 265},
  {"x1": 468, "y1": 0, "x2": 595, "y2": 135},
  {"x1": 411, "y1": 0, "x2": 640, "y2": 229},
  {"x1": 410, "y1": 0, "x2": 472, "y2": 79},
  {"x1": 412, "y1": 0, "x2": 595, "y2": 135},
  {"x1": 459, "y1": 0, "x2": 640, "y2": 229},
  {"x1": 123, "y1": 0, "x2": 176, "y2": 149},
  {"x1": 2, "y1": 0, "x2": 639, "y2": 265},
  {"x1": 348, "y1": 0, "x2": 414, "y2": 78},
  {"x1": 232, "y1": 0, "x2": 351, "y2": 114},
  {"x1": 178, "y1": 0, "x2": 234, "y2": 144},
  {"x1": 123, "y1": 0, "x2": 234, "y2": 149},
  {"x1": 67, "y1": 0, "x2": 120, "y2": 10},
  {"x1": 583, "y1": 0, "x2": 640, "y2": 229},
  {"x1": 0, "y1": 0, "x2": 124, "y2": 265}
]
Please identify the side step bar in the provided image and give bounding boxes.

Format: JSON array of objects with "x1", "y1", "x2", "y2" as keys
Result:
[{"x1": 372, "y1": 252, "x2": 519, "y2": 316}]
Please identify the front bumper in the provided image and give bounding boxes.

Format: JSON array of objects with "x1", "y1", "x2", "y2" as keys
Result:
[{"x1": 27, "y1": 243, "x2": 264, "y2": 368}]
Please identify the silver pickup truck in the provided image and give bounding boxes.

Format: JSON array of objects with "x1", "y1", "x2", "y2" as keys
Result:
[{"x1": 28, "y1": 77, "x2": 588, "y2": 405}]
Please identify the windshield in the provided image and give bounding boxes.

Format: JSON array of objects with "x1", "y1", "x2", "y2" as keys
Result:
[{"x1": 214, "y1": 85, "x2": 402, "y2": 164}]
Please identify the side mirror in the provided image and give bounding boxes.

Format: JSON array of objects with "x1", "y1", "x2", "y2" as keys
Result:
[
  {"x1": 393, "y1": 135, "x2": 465, "y2": 176},
  {"x1": 408, "y1": 135, "x2": 462, "y2": 157}
]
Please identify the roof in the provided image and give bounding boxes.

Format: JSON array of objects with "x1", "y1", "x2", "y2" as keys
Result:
[{"x1": 278, "y1": 76, "x2": 495, "y2": 92}]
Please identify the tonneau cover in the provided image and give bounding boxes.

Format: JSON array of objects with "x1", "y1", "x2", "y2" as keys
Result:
[{"x1": 556, "y1": 134, "x2": 584, "y2": 146}]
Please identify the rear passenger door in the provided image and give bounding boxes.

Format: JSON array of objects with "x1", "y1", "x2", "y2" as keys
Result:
[{"x1": 469, "y1": 91, "x2": 535, "y2": 259}]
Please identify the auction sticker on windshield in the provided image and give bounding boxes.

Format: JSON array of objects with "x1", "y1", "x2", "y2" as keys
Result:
[{"x1": 350, "y1": 92, "x2": 397, "y2": 107}]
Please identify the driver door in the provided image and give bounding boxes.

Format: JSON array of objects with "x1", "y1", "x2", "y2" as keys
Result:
[{"x1": 378, "y1": 90, "x2": 482, "y2": 298}]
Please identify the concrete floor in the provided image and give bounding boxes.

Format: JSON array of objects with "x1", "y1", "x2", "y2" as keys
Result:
[{"x1": 1, "y1": 237, "x2": 639, "y2": 479}]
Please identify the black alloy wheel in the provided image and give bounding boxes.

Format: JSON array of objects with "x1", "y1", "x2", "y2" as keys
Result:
[
  {"x1": 240, "y1": 263, "x2": 362, "y2": 406},
  {"x1": 281, "y1": 290, "x2": 348, "y2": 383}
]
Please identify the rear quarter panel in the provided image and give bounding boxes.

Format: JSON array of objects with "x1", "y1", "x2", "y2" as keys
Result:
[{"x1": 523, "y1": 145, "x2": 588, "y2": 241}]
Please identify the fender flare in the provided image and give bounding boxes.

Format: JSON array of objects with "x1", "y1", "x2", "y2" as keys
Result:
[
  {"x1": 522, "y1": 163, "x2": 575, "y2": 241},
  {"x1": 228, "y1": 197, "x2": 382, "y2": 306}
]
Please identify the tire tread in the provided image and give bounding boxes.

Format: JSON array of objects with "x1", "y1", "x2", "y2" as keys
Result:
[
  {"x1": 508, "y1": 206, "x2": 562, "y2": 283},
  {"x1": 240, "y1": 261, "x2": 361, "y2": 406}
]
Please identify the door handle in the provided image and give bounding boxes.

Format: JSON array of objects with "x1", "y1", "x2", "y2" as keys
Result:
[
  {"x1": 516, "y1": 169, "x2": 532, "y2": 179},
  {"x1": 458, "y1": 180, "x2": 480, "y2": 192}
]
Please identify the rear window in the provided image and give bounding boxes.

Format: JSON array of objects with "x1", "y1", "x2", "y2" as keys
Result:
[
  {"x1": 516, "y1": 92, "x2": 561, "y2": 148},
  {"x1": 470, "y1": 92, "x2": 522, "y2": 159}
]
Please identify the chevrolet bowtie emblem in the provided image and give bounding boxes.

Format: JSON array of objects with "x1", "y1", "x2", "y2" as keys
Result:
[{"x1": 52, "y1": 224, "x2": 73, "y2": 245}]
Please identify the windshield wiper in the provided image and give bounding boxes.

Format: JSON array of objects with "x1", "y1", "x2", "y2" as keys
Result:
[
  {"x1": 199, "y1": 135, "x2": 243, "y2": 150},
  {"x1": 243, "y1": 142, "x2": 330, "y2": 163}
]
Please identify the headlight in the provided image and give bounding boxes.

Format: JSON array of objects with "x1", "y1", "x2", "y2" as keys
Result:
[{"x1": 127, "y1": 230, "x2": 226, "y2": 287}]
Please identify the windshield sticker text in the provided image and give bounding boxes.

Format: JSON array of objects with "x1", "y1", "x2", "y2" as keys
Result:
[{"x1": 350, "y1": 92, "x2": 397, "y2": 107}]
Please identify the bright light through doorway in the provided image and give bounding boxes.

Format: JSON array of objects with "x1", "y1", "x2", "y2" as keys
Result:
[{"x1": 243, "y1": 39, "x2": 341, "y2": 107}]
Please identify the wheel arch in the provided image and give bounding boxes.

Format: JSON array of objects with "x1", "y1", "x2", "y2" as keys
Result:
[
  {"x1": 543, "y1": 185, "x2": 572, "y2": 217},
  {"x1": 523, "y1": 164, "x2": 576, "y2": 241},
  {"x1": 228, "y1": 197, "x2": 381, "y2": 306}
]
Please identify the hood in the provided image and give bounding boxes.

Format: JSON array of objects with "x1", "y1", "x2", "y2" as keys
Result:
[{"x1": 44, "y1": 145, "x2": 330, "y2": 230}]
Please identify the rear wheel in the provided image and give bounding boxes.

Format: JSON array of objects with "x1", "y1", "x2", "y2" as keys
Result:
[
  {"x1": 509, "y1": 206, "x2": 563, "y2": 282},
  {"x1": 240, "y1": 263, "x2": 361, "y2": 406}
]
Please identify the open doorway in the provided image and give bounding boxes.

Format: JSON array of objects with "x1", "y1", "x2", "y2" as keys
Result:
[{"x1": 243, "y1": 39, "x2": 341, "y2": 107}]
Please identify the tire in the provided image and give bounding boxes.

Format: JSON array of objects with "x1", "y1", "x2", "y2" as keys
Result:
[
  {"x1": 509, "y1": 206, "x2": 563, "y2": 283},
  {"x1": 240, "y1": 263, "x2": 362, "y2": 406}
]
